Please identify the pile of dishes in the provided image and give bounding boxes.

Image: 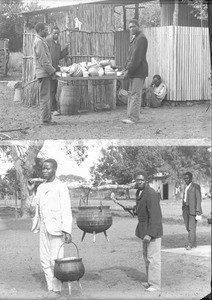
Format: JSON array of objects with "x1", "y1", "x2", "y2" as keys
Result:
[{"x1": 56, "y1": 59, "x2": 121, "y2": 78}]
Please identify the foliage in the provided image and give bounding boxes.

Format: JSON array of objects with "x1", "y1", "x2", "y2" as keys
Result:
[
  {"x1": 59, "y1": 174, "x2": 87, "y2": 183},
  {"x1": 187, "y1": 0, "x2": 208, "y2": 20},
  {"x1": 0, "y1": 0, "x2": 47, "y2": 51},
  {"x1": 114, "y1": 1, "x2": 161, "y2": 30},
  {"x1": 63, "y1": 142, "x2": 89, "y2": 166},
  {"x1": 90, "y1": 146, "x2": 211, "y2": 185}
]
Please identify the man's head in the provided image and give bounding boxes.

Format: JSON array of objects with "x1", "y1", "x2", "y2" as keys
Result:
[
  {"x1": 42, "y1": 159, "x2": 58, "y2": 181},
  {"x1": 51, "y1": 25, "x2": 60, "y2": 41},
  {"x1": 129, "y1": 19, "x2": 140, "y2": 35},
  {"x1": 35, "y1": 22, "x2": 49, "y2": 38},
  {"x1": 183, "y1": 172, "x2": 193, "y2": 186},
  {"x1": 153, "y1": 75, "x2": 162, "y2": 87},
  {"x1": 134, "y1": 170, "x2": 148, "y2": 190}
]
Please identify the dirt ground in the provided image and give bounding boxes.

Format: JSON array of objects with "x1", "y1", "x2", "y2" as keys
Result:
[
  {"x1": 0, "y1": 81, "x2": 211, "y2": 141},
  {"x1": 0, "y1": 198, "x2": 211, "y2": 300}
]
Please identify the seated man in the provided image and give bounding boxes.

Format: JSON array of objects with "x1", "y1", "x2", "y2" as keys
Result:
[{"x1": 144, "y1": 75, "x2": 167, "y2": 108}]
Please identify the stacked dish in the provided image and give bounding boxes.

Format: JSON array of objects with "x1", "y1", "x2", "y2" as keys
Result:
[
  {"x1": 104, "y1": 65, "x2": 116, "y2": 76},
  {"x1": 72, "y1": 64, "x2": 83, "y2": 77}
]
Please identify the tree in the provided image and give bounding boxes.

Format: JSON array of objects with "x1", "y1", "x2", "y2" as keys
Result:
[
  {"x1": 0, "y1": 0, "x2": 45, "y2": 51},
  {"x1": 0, "y1": 141, "x2": 44, "y2": 217},
  {"x1": 90, "y1": 146, "x2": 211, "y2": 185}
]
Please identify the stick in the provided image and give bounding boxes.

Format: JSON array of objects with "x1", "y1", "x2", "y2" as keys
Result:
[{"x1": 0, "y1": 127, "x2": 30, "y2": 132}]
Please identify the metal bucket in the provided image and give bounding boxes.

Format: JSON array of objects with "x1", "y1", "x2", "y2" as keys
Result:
[{"x1": 54, "y1": 242, "x2": 85, "y2": 282}]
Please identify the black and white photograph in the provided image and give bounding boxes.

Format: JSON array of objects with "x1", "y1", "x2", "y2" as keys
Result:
[{"x1": 0, "y1": 1, "x2": 211, "y2": 300}]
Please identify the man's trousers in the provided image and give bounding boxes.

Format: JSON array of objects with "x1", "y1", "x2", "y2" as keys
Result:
[
  {"x1": 127, "y1": 77, "x2": 145, "y2": 122},
  {"x1": 182, "y1": 205, "x2": 197, "y2": 247},
  {"x1": 142, "y1": 237, "x2": 161, "y2": 290},
  {"x1": 39, "y1": 221, "x2": 64, "y2": 292},
  {"x1": 38, "y1": 77, "x2": 52, "y2": 123}
]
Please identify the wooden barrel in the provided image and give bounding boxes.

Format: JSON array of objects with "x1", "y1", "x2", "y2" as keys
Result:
[
  {"x1": 60, "y1": 85, "x2": 80, "y2": 115},
  {"x1": 76, "y1": 205, "x2": 113, "y2": 234}
]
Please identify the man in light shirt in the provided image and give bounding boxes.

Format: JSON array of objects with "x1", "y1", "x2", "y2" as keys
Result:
[
  {"x1": 182, "y1": 172, "x2": 202, "y2": 250},
  {"x1": 27, "y1": 158, "x2": 72, "y2": 299},
  {"x1": 144, "y1": 74, "x2": 167, "y2": 108}
]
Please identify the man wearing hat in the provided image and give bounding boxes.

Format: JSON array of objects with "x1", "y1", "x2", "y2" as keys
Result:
[
  {"x1": 128, "y1": 170, "x2": 163, "y2": 292},
  {"x1": 122, "y1": 19, "x2": 148, "y2": 124}
]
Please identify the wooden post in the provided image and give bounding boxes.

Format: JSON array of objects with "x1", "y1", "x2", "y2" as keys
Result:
[
  {"x1": 173, "y1": 0, "x2": 179, "y2": 26},
  {"x1": 123, "y1": 6, "x2": 127, "y2": 30},
  {"x1": 134, "y1": 4, "x2": 139, "y2": 20}
]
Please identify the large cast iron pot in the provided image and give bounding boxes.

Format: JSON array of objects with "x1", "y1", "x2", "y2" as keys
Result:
[
  {"x1": 54, "y1": 242, "x2": 85, "y2": 282},
  {"x1": 76, "y1": 205, "x2": 113, "y2": 242}
]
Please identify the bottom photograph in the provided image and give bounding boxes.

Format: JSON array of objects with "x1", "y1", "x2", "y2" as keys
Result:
[{"x1": 0, "y1": 140, "x2": 211, "y2": 300}]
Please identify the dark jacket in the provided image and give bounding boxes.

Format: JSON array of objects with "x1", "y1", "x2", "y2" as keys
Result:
[
  {"x1": 46, "y1": 36, "x2": 68, "y2": 71},
  {"x1": 135, "y1": 185, "x2": 163, "y2": 239},
  {"x1": 33, "y1": 35, "x2": 56, "y2": 79},
  {"x1": 182, "y1": 182, "x2": 202, "y2": 215},
  {"x1": 124, "y1": 31, "x2": 148, "y2": 78}
]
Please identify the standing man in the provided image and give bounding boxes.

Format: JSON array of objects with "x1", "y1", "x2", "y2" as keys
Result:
[
  {"x1": 46, "y1": 26, "x2": 69, "y2": 116},
  {"x1": 129, "y1": 171, "x2": 163, "y2": 292},
  {"x1": 27, "y1": 159, "x2": 73, "y2": 299},
  {"x1": 33, "y1": 22, "x2": 57, "y2": 125},
  {"x1": 122, "y1": 19, "x2": 148, "y2": 124},
  {"x1": 182, "y1": 172, "x2": 202, "y2": 250}
]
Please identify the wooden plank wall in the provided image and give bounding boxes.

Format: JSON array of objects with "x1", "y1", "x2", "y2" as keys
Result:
[{"x1": 115, "y1": 26, "x2": 211, "y2": 101}]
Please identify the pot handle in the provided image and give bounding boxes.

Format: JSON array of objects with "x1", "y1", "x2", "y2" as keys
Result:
[{"x1": 57, "y1": 241, "x2": 80, "y2": 259}]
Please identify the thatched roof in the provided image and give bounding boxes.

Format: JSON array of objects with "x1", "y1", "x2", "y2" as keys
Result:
[{"x1": 21, "y1": 0, "x2": 154, "y2": 16}]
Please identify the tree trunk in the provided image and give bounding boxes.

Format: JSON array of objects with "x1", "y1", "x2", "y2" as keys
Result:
[{"x1": 9, "y1": 141, "x2": 44, "y2": 218}]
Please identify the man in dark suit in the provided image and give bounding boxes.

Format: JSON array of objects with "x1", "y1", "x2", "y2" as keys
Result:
[
  {"x1": 182, "y1": 172, "x2": 203, "y2": 250},
  {"x1": 132, "y1": 170, "x2": 163, "y2": 292},
  {"x1": 46, "y1": 26, "x2": 69, "y2": 116},
  {"x1": 122, "y1": 19, "x2": 148, "y2": 124}
]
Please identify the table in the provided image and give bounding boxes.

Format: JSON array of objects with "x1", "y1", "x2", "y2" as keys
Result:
[{"x1": 57, "y1": 75, "x2": 124, "y2": 112}]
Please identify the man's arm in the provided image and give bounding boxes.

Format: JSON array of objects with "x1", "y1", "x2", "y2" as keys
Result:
[
  {"x1": 34, "y1": 39, "x2": 56, "y2": 76},
  {"x1": 195, "y1": 185, "x2": 202, "y2": 215},
  {"x1": 146, "y1": 192, "x2": 162, "y2": 238},
  {"x1": 125, "y1": 36, "x2": 147, "y2": 75}
]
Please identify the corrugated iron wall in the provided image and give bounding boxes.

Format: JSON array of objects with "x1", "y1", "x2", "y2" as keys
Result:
[{"x1": 115, "y1": 26, "x2": 211, "y2": 101}]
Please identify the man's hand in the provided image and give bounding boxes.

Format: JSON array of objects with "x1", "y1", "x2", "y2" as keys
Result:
[
  {"x1": 195, "y1": 215, "x2": 202, "y2": 221},
  {"x1": 27, "y1": 180, "x2": 36, "y2": 194},
  {"x1": 143, "y1": 235, "x2": 151, "y2": 243},
  {"x1": 51, "y1": 72, "x2": 57, "y2": 80},
  {"x1": 63, "y1": 232, "x2": 72, "y2": 243},
  {"x1": 123, "y1": 70, "x2": 129, "y2": 79}
]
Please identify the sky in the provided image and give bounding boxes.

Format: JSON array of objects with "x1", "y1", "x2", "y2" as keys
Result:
[
  {"x1": 0, "y1": 140, "x2": 111, "y2": 180},
  {"x1": 23, "y1": 0, "x2": 101, "y2": 8}
]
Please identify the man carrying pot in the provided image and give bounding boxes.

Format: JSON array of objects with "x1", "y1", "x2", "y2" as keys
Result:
[
  {"x1": 127, "y1": 170, "x2": 163, "y2": 292},
  {"x1": 27, "y1": 159, "x2": 73, "y2": 299},
  {"x1": 122, "y1": 19, "x2": 148, "y2": 124}
]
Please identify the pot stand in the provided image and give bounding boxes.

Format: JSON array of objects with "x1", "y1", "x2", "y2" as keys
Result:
[{"x1": 81, "y1": 230, "x2": 109, "y2": 243}]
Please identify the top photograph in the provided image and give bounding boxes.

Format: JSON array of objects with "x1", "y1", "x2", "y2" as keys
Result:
[{"x1": 0, "y1": 0, "x2": 211, "y2": 141}]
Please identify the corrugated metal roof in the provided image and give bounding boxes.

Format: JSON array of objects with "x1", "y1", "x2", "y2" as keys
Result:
[{"x1": 21, "y1": 0, "x2": 154, "y2": 16}]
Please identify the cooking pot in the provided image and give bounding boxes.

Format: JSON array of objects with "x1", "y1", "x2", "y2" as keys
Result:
[
  {"x1": 76, "y1": 203, "x2": 113, "y2": 242},
  {"x1": 54, "y1": 242, "x2": 85, "y2": 282}
]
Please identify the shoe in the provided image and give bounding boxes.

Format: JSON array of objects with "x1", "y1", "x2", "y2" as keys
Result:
[
  {"x1": 52, "y1": 111, "x2": 60, "y2": 116},
  {"x1": 146, "y1": 286, "x2": 158, "y2": 292},
  {"x1": 141, "y1": 282, "x2": 149, "y2": 288},
  {"x1": 186, "y1": 245, "x2": 192, "y2": 250},
  {"x1": 41, "y1": 121, "x2": 57, "y2": 126},
  {"x1": 122, "y1": 119, "x2": 135, "y2": 124},
  {"x1": 45, "y1": 291, "x2": 61, "y2": 299}
]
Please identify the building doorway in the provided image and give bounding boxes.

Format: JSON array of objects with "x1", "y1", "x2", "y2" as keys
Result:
[{"x1": 163, "y1": 183, "x2": 169, "y2": 200}]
